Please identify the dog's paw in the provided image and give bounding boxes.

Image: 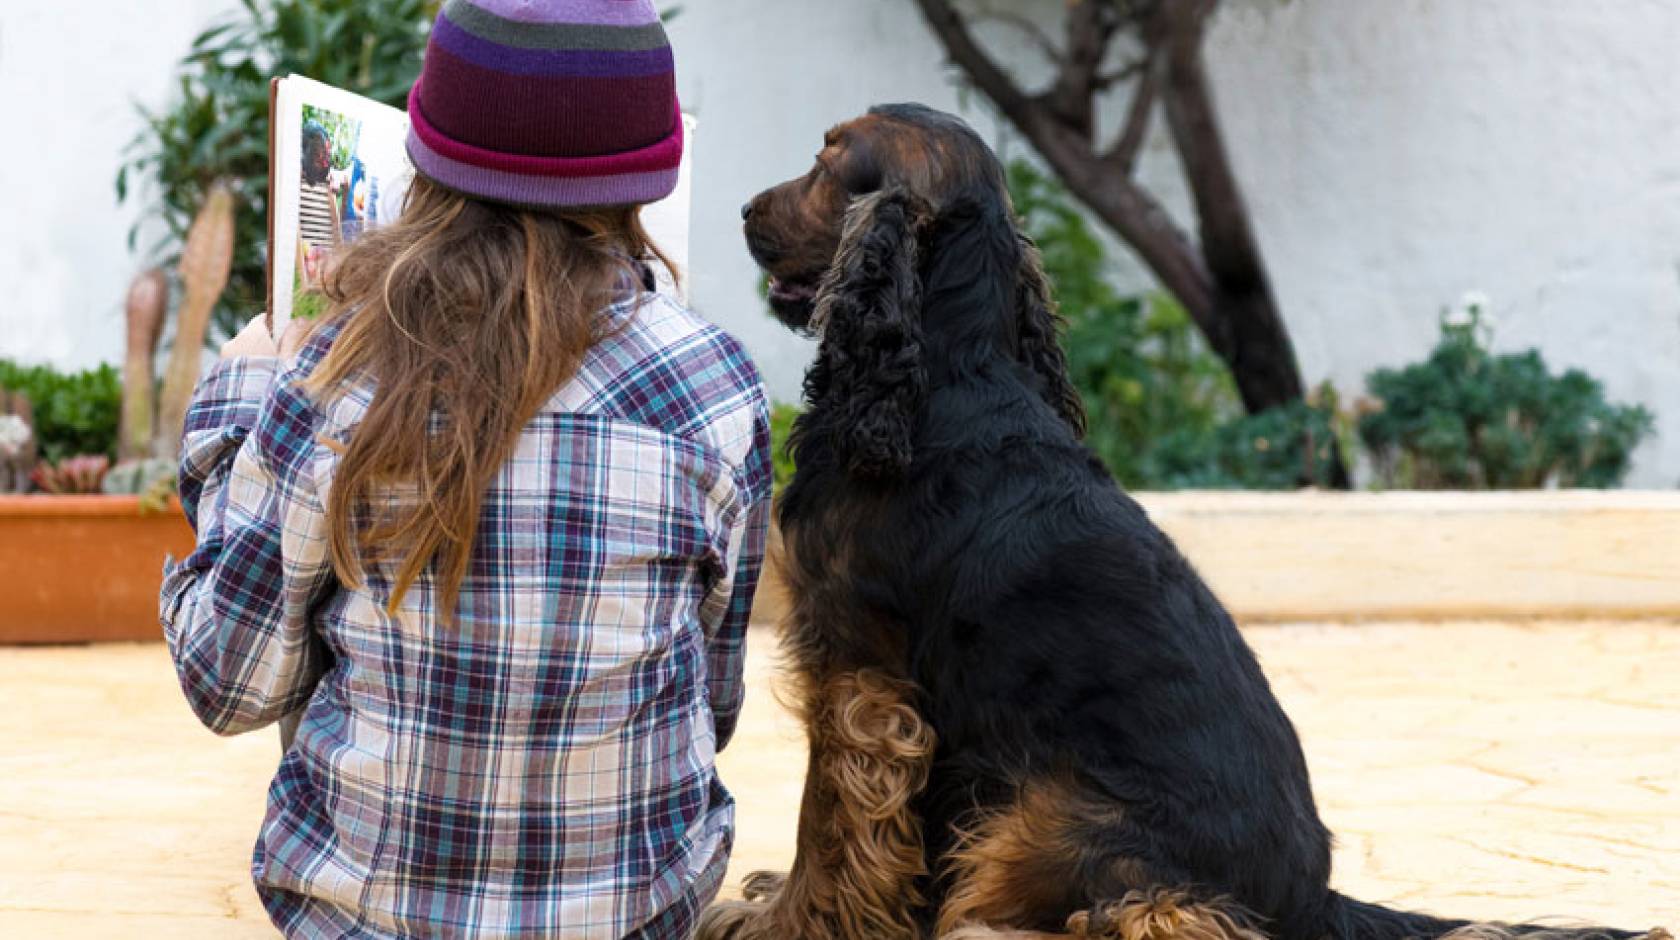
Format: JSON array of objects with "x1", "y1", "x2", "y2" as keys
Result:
[
  {"x1": 1066, "y1": 890, "x2": 1265, "y2": 940},
  {"x1": 741, "y1": 869, "x2": 788, "y2": 902},
  {"x1": 1066, "y1": 904, "x2": 1115, "y2": 938},
  {"x1": 696, "y1": 900, "x2": 767, "y2": 940}
]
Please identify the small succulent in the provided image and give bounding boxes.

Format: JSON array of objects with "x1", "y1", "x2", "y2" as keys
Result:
[
  {"x1": 31, "y1": 455, "x2": 112, "y2": 495},
  {"x1": 104, "y1": 457, "x2": 179, "y2": 513}
]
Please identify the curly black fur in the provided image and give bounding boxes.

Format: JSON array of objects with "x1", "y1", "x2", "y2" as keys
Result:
[
  {"x1": 802, "y1": 190, "x2": 931, "y2": 479},
  {"x1": 1010, "y1": 231, "x2": 1086, "y2": 439}
]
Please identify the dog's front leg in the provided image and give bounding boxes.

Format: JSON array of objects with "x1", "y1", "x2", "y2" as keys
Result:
[{"x1": 699, "y1": 668, "x2": 935, "y2": 940}]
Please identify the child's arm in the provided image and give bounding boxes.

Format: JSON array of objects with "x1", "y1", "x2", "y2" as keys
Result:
[
  {"x1": 704, "y1": 495, "x2": 770, "y2": 750},
  {"x1": 700, "y1": 400, "x2": 773, "y2": 751},
  {"x1": 159, "y1": 356, "x2": 334, "y2": 736}
]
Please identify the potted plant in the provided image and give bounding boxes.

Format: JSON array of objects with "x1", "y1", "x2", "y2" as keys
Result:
[{"x1": 0, "y1": 191, "x2": 233, "y2": 644}]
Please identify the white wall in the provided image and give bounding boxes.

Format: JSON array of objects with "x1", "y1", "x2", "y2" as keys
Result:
[
  {"x1": 5, "y1": 0, "x2": 1676, "y2": 485},
  {"x1": 0, "y1": 0, "x2": 240, "y2": 368}
]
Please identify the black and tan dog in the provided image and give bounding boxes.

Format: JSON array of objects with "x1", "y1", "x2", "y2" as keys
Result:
[{"x1": 697, "y1": 104, "x2": 1668, "y2": 940}]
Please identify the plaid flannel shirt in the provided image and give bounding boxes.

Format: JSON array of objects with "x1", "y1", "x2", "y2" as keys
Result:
[{"x1": 160, "y1": 292, "x2": 772, "y2": 939}]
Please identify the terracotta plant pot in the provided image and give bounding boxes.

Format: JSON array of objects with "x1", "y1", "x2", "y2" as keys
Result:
[{"x1": 0, "y1": 495, "x2": 195, "y2": 644}]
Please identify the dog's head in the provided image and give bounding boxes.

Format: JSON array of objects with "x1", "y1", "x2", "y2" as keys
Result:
[
  {"x1": 744, "y1": 104, "x2": 1085, "y2": 478},
  {"x1": 744, "y1": 104, "x2": 1006, "y2": 330}
]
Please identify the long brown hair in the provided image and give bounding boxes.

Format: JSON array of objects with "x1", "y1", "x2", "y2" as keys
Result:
[{"x1": 305, "y1": 175, "x2": 673, "y2": 616}]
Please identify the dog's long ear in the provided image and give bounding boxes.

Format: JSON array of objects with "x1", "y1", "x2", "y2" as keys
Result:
[
  {"x1": 1014, "y1": 232, "x2": 1088, "y2": 438},
  {"x1": 809, "y1": 189, "x2": 930, "y2": 479}
]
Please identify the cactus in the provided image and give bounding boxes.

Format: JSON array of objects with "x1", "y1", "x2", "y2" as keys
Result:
[
  {"x1": 31, "y1": 455, "x2": 112, "y2": 495},
  {"x1": 0, "y1": 390, "x2": 35, "y2": 494},
  {"x1": 104, "y1": 457, "x2": 179, "y2": 513},
  {"x1": 156, "y1": 184, "x2": 236, "y2": 462},
  {"x1": 120, "y1": 268, "x2": 170, "y2": 460},
  {"x1": 103, "y1": 457, "x2": 176, "y2": 495}
]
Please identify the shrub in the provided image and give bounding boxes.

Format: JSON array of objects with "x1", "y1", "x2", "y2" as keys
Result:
[
  {"x1": 1360, "y1": 302, "x2": 1654, "y2": 489},
  {"x1": 1138, "y1": 389, "x2": 1347, "y2": 490},
  {"x1": 0, "y1": 361, "x2": 123, "y2": 464},
  {"x1": 1009, "y1": 160, "x2": 1344, "y2": 490}
]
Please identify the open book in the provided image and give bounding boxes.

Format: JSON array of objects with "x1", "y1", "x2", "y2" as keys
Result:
[{"x1": 267, "y1": 75, "x2": 695, "y2": 333}]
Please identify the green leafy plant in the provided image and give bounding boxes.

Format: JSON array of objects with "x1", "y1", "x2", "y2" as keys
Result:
[
  {"x1": 118, "y1": 0, "x2": 437, "y2": 341},
  {"x1": 0, "y1": 362, "x2": 122, "y2": 465},
  {"x1": 1140, "y1": 389, "x2": 1346, "y2": 490},
  {"x1": 1359, "y1": 302, "x2": 1654, "y2": 489},
  {"x1": 1009, "y1": 160, "x2": 1238, "y2": 486}
]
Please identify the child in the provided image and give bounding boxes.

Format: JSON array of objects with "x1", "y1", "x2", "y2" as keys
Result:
[{"x1": 159, "y1": 2, "x2": 771, "y2": 936}]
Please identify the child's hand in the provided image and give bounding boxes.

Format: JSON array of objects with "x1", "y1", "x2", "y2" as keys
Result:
[
  {"x1": 278, "y1": 319, "x2": 309, "y2": 360},
  {"x1": 221, "y1": 314, "x2": 280, "y2": 359}
]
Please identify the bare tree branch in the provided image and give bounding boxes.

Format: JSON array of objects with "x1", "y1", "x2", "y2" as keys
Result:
[
  {"x1": 1152, "y1": 1, "x2": 1255, "y2": 280},
  {"x1": 914, "y1": 0, "x2": 1038, "y2": 121},
  {"x1": 914, "y1": 0, "x2": 1213, "y2": 333},
  {"x1": 964, "y1": 7, "x2": 1061, "y2": 65},
  {"x1": 1103, "y1": 51, "x2": 1159, "y2": 175},
  {"x1": 1044, "y1": 0, "x2": 1121, "y2": 136},
  {"x1": 1094, "y1": 57, "x2": 1150, "y2": 91}
]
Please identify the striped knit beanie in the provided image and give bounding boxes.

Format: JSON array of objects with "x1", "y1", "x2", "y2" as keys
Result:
[{"x1": 406, "y1": 0, "x2": 682, "y2": 209}]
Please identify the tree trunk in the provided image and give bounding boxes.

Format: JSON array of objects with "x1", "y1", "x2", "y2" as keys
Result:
[{"x1": 1148, "y1": 0, "x2": 1303, "y2": 414}]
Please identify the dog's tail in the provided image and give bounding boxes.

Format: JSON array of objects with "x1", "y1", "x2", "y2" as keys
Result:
[{"x1": 1326, "y1": 892, "x2": 1666, "y2": 940}]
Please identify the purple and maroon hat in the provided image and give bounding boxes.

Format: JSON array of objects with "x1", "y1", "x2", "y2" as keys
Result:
[{"x1": 406, "y1": 0, "x2": 682, "y2": 209}]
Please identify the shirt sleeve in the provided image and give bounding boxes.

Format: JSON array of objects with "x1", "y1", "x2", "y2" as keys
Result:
[
  {"x1": 699, "y1": 395, "x2": 773, "y2": 752},
  {"x1": 158, "y1": 356, "x2": 335, "y2": 737}
]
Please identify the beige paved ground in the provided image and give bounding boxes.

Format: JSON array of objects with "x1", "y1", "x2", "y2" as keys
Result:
[{"x1": 2, "y1": 622, "x2": 1675, "y2": 936}]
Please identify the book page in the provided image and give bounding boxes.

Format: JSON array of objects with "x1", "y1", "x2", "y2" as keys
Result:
[
  {"x1": 268, "y1": 75, "x2": 695, "y2": 334},
  {"x1": 269, "y1": 76, "x2": 412, "y2": 334}
]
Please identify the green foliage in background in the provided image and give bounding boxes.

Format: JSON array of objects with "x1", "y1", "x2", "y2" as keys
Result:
[
  {"x1": 118, "y1": 0, "x2": 437, "y2": 342},
  {"x1": 1009, "y1": 160, "x2": 1343, "y2": 490},
  {"x1": 769, "y1": 403, "x2": 801, "y2": 498},
  {"x1": 1359, "y1": 306, "x2": 1654, "y2": 489},
  {"x1": 0, "y1": 361, "x2": 123, "y2": 464},
  {"x1": 1009, "y1": 160, "x2": 1234, "y2": 486},
  {"x1": 1141, "y1": 391, "x2": 1347, "y2": 490}
]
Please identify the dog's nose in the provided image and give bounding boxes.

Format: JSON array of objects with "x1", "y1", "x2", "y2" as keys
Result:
[{"x1": 740, "y1": 201, "x2": 755, "y2": 221}]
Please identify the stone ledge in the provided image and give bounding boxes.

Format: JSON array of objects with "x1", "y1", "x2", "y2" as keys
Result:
[
  {"x1": 751, "y1": 492, "x2": 1680, "y2": 625},
  {"x1": 1140, "y1": 491, "x2": 1680, "y2": 622}
]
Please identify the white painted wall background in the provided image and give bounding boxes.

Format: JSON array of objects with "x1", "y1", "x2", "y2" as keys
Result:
[
  {"x1": 3, "y1": 0, "x2": 1676, "y2": 485},
  {"x1": 0, "y1": 0, "x2": 240, "y2": 365}
]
